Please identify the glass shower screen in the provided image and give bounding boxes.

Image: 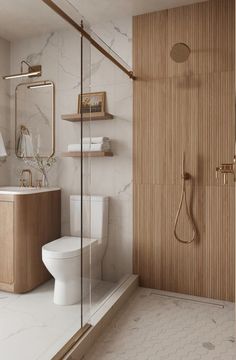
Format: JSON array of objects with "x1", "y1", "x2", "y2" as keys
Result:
[{"x1": 80, "y1": 30, "x2": 92, "y2": 328}]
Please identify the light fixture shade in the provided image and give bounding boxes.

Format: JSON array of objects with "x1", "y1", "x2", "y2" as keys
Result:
[
  {"x1": 3, "y1": 71, "x2": 41, "y2": 80},
  {"x1": 27, "y1": 82, "x2": 53, "y2": 89},
  {"x1": 0, "y1": 132, "x2": 7, "y2": 157},
  {"x1": 2, "y1": 65, "x2": 42, "y2": 80}
]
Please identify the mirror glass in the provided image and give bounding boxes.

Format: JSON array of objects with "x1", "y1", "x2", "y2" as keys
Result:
[{"x1": 15, "y1": 81, "x2": 55, "y2": 158}]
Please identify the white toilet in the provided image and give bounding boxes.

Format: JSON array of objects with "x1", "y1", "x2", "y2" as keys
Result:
[{"x1": 42, "y1": 195, "x2": 108, "y2": 306}]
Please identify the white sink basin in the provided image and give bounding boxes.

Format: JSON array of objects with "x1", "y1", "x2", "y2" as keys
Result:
[{"x1": 0, "y1": 186, "x2": 60, "y2": 195}]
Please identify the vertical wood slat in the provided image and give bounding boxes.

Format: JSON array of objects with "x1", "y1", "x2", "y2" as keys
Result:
[{"x1": 133, "y1": 0, "x2": 235, "y2": 301}]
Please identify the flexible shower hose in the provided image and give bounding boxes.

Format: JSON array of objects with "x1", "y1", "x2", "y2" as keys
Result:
[{"x1": 174, "y1": 153, "x2": 197, "y2": 244}]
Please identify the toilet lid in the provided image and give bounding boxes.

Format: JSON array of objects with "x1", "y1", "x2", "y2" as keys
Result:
[{"x1": 42, "y1": 236, "x2": 97, "y2": 259}]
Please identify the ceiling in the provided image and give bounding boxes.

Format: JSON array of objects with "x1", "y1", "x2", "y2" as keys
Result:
[
  {"x1": 0, "y1": 0, "x2": 69, "y2": 41},
  {"x1": 0, "y1": 0, "x2": 207, "y2": 41}
]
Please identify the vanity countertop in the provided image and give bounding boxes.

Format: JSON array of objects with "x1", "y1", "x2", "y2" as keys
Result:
[{"x1": 0, "y1": 186, "x2": 60, "y2": 195}]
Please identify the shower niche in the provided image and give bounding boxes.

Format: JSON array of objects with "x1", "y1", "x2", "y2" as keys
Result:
[{"x1": 15, "y1": 81, "x2": 55, "y2": 158}]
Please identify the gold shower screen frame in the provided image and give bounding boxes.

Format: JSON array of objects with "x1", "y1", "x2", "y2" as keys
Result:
[
  {"x1": 15, "y1": 80, "x2": 55, "y2": 159},
  {"x1": 41, "y1": 0, "x2": 135, "y2": 79}
]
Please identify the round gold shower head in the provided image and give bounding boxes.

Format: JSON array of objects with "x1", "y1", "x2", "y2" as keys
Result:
[{"x1": 170, "y1": 43, "x2": 191, "y2": 63}]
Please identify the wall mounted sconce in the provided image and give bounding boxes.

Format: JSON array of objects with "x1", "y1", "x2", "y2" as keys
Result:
[
  {"x1": 3, "y1": 60, "x2": 42, "y2": 80},
  {"x1": 27, "y1": 81, "x2": 53, "y2": 90}
]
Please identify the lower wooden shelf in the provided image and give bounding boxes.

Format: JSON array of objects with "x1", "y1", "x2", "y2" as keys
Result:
[
  {"x1": 62, "y1": 151, "x2": 113, "y2": 157},
  {"x1": 61, "y1": 112, "x2": 113, "y2": 122}
]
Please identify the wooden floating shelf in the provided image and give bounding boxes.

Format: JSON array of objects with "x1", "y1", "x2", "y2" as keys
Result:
[
  {"x1": 62, "y1": 151, "x2": 114, "y2": 158},
  {"x1": 61, "y1": 112, "x2": 114, "y2": 122}
]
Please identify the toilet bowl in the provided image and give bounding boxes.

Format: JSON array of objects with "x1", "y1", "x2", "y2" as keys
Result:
[
  {"x1": 42, "y1": 195, "x2": 108, "y2": 305},
  {"x1": 42, "y1": 236, "x2": 98, "y2": 305}
]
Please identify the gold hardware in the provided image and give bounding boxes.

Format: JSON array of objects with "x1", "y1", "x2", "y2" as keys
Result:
[
  {"x1": 182, "y1": 172, "x2": 191, "y2": 180},
  {"x1": 215, "y1": 156, "x2": 236, "y2": 184},
  {"x1": 19, "y1": 178, "x2": 27, "y2": 187},
  {"x1": 174, "y1": 152, "x2": 197, "y2": 244},
  {"x1": 3, "y1": 60, "x2": 41, "y2": 80},
  {"x1": 20, "y1": 169, "x2": 33, "y2": 187},
  {"x1": 27, "y1": 81, "x2": 52, "y2": 89},
  {"x1": 170, "y1": 43, "x2": 191, "y2": 63}
]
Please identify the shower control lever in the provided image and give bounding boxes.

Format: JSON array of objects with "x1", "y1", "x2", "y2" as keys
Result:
[{"x1": 215, "y1": 156, "x2": 236, "y2": 184}]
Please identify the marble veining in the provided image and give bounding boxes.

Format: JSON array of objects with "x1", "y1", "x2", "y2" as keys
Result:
[
  {"x1": 111, "y1": 22, "x2": 132, "y2": 42},
  {"x1": 92, "y1": 17, "x2": 132, "y2": 67},
  {"x1": 8, "y1": 17, "x2": 133, "y2": 282},
  {"x1": 84, "y1": 287, "x2": 236, "y2": 360},
  {"x1": 26, "y1": 32, "x2": 55, "y2": 65},
  {"x1": 118, "y1": 181, "x2": 132, "y2": 195}
]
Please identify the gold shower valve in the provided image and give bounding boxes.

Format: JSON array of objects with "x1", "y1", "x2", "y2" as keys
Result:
[{"x1": 216, "y1": 157, "x2": 236, "y2": 184}]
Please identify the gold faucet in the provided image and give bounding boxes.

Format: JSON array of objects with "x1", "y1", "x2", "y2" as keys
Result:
[
  {"x1": 20, "y1": 169, "x2": 33, "y2": 187},
  {"x1": 216, "y1": 156, "x2": 236, "y2": 184}
]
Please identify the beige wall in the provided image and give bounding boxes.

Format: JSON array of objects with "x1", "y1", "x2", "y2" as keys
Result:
[{"x1": 0, "y1": 37, "x2": 10, "y2": 185}]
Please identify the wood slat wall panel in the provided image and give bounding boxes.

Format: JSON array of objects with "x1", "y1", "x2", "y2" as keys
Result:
[{"x1": 133, "y1": 0, "x2": 235, "y2": 301}]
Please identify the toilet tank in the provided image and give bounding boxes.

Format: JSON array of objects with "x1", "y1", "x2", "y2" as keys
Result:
[{"x1": 70, "y1": 195, "x2": 108, "y2": 239}]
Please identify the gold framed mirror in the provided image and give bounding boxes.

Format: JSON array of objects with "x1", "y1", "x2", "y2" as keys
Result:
[{"x1": 15, "y1": 80, "x2": 55, "y2": 158}]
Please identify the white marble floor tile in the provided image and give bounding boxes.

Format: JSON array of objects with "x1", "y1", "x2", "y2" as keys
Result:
[
  {"x1": 0, "y1": 279, "x2": 115, "y2": 360},
  {"x1": 84, "y1": 287, "x2": 236, "y2": 360}
]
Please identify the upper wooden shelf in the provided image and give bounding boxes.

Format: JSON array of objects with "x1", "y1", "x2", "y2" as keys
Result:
[{"x1": 61, "y1": 112, "x2": 114, "y2": 122}]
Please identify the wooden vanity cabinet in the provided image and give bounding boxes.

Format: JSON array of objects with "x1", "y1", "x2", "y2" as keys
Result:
[
  {"x1": 0, "y1": 190, "x2": 61, "y2": 293},
  {"x1": 0, "y1": 201, "x2": 14, "y2": 286}
]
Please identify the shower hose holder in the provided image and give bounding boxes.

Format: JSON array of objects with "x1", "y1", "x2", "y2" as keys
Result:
[{"x1": 182, "y1": 172, "x2": 191, "y2": 180}]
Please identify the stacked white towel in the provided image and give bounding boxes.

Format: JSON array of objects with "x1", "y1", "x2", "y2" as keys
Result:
[
  {"x1": 79, "y1": 137, "x2": 109, "y2": 144},
  {"x1": 68, "y1": 137, "x2": 111, "y2": 152}
]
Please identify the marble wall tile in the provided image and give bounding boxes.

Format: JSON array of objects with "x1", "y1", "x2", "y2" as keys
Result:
[
  {"x1": 7, "y1": 16, "x2": 133, "y2": 282},
  {"x1": 91, "y1": 17, "x2": 132, "y2": 68},
  {"x1": 0, "y1": 37, "x2": 11, "y2": 185},
  {"x1": 88, "y1": 23, "x2": 133, "y2": 279}
]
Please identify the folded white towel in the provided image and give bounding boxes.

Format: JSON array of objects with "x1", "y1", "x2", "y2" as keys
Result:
[
  {"x1": 80, "y1": 137, "x2": 110, "y2": 144},
  {"x1": 68, "y1": 142, "x2": 111, "y2": 152},
  {"x1": 0, "y1": 132, "x2": 7, "y2": 158}
]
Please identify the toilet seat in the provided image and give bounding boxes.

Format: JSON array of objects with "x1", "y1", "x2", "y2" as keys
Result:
[{"x1": 42, "y1": 236, "x2": 97, "y2": 259}]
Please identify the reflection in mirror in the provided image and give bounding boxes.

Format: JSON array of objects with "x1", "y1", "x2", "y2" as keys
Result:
[{"x1": 15, "y1": 80, "x2": 55, "y2": 158}]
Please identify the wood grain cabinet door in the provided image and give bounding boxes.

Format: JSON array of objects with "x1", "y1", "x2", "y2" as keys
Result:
[{"x1": 0, "y1": 201, "x2": 14, "y2": 284}]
